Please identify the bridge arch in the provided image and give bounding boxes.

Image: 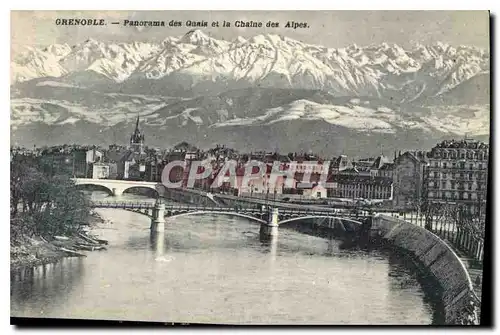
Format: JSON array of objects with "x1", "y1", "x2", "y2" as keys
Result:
[
  {"x1": 75, "y1": 183, "x2": 114, "y2": 195},
  {"x1": 121, "y1": 186, "x2": 160, "y2": 198},
  {"x1": 166, "y1": 211, "x2": 267, "y2": 224}
]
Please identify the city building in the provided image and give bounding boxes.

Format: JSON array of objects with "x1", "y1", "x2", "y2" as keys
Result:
[
  {"x1": 369, "y1": 155, "x2": 392, "y2": 177},
  {"x1": 378, "y1": 162, "x2": 395, "y2": 179},
  {"x1": 72, "y1": 150, "x2": 90, "y2": 178},
  {"x1": 145, "y1": 158, "x2": 161, "y2": 182},
  {"x1": 121, "y1": 155, "x2": 147, "y2": 180},
  {"x1": 329, "y1": 155, "x2": 352, "y2": 174},
  {"x1": 424, "y1": 139, "x2": 489, "y2": 214},
  {"x1": 86, "y1": 148, "x2": 103, "y2": 164},
  {"x1": 392, "y1": 151, "x2": 428, "y2": 210},
  {"x1": 302, "y1": 183, "x2": 328, "y2": 199},
  {"x1": 91, "y1": 163, "x2": 110, "y2": 179},
  {"x1": 325, "y1": 155, "x2": 394, "y2": 200},
  {"x1": 328, "y1": 174, "x2": 393, "y2": 200}
]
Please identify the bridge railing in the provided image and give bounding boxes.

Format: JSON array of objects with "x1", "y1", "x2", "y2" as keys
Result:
[
  {"x1": 91, "y1": 201, "x2": 155, "y2": 209},
  {"x1": 89, "y1": 201, "x2": 373, "y2": 222}
]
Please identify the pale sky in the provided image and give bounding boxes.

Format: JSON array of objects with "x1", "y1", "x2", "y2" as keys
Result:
[{"x1": 11, "y1": 10, "x2": 490, "y2": 54}]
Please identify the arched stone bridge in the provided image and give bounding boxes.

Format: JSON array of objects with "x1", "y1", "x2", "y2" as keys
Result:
[
  {"x1": 90, "y1": 200, "x2": 368, "y2": 238},
  {"x1": 73, "y1": 178, "x2": 160, "y2": 197},
  {"x1": 72, "y1": 178, "x2": 219, "y2": 206}
]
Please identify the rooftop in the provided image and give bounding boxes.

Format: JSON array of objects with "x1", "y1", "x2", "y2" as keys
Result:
[{"x1": 434, "y1": 139, "x2": 489, "y2": 150}]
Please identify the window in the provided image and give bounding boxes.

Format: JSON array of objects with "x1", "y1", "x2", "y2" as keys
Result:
[
  {"x1": 434, "y1": 161, "x2": 439, "y2": 167},
  {"x1": 434, "y1": 172, "x2": 438, "y2": 178},
  {"x1": 316, "y1": 192, "x2": 322, "y2": 198},
  {"x1": 443, "y1": 163, "x2": 447, "y2": 168},
  {"x1": 442, "y1": 181, "x2": 446, "y2": 189},
  {"x1": 452, "y1": 163, "x2": 457, "y2": 169},
  {"x1": 469, "y1": 163, "x2": 474, "y2": 170},
  {"x1": 443, "y1": 172, "x2": 447, "y2": 178},
  {"x1": 468, "y1": 172, "x2": 473, "y2": 179},
  {"x1": 479, "y1": 163, "x2": 483, "y2": 170}
]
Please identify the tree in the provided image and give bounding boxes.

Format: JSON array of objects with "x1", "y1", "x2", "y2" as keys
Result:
[
  {"x1": 10, "y1": 153, "x2": 92, "y2": 240},
  {"x1": 422, "y1": 201, "x2": 448, "y2": 232}
]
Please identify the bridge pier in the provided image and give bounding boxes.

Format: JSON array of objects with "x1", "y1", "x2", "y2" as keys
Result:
[
  {"x1": 260, "y1": 207, "x2": 279, "y2": 239},
  {"x1": 111, "y1": 188, "x2": 123, "y2": 197},
  {"x1": 150, "y1": 202, "x2": 166, "y2": 233}
]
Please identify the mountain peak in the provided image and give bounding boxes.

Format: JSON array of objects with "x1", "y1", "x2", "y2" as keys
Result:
[
  {"x1": 83, "y1": 38, "x2": 100, "y2": 45},
  {"x1": 179, "y1": 29, "x2": 211, "y2": 44},
  {"x1": 162, "y1": 36, "x2": 179, "y2": 44},
  {"x1": 233, "y1": 36, "x2": 247, "y2": 45}
]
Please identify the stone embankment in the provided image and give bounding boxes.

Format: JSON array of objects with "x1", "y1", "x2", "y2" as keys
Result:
[{"x1": 371, "y1": 215, "x2": 480, "y2": 325}]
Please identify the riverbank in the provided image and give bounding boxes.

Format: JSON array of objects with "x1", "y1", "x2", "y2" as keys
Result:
[
  {"x1": 10, "y1": 211, "x2": 109, "y2": 271},
  {"x1": 371, "y1": 214, "x2": 480, "y2": 325}
]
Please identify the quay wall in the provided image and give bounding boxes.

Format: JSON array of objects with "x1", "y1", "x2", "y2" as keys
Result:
[{"x1": 372, "y1": 215, "x2": 479, "y2": 325}]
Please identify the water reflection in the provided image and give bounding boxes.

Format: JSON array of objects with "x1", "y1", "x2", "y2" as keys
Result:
[
  {"x1": 263, "y1": 234, "x2": 279, "y2": 316},
  {"x1": 326, "y1": 238, "x2": 335, "y2": 255},
  {"x1": 149, "y1": 231, "x2": 167, "y2": 262},
  {"x1": 11, "y1": 258, "x2": 85, "y2": 316},
  {"x1": 385, "y1": 252, "x2": 443, "y2": 324}
]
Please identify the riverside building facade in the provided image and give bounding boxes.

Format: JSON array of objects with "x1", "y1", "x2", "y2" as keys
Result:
[{"x1": 424, "y1": 139, "x2": 489, "y2": 214}]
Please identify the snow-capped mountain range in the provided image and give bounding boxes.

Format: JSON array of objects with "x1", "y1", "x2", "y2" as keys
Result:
[
  {"x1": 12, "y1": 30, "x2": 489, "y2": 98},
  {"x1": 10, "y1": 30, "x2": 490, "y2": 155}
]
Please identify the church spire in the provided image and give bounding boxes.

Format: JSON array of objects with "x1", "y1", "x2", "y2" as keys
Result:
[
  {"x1": 129, "y1": 113, "x2": 145, "y2": 154},
  {"x1": 134, "y1": 113, "x2": 140, "y2": 133}
]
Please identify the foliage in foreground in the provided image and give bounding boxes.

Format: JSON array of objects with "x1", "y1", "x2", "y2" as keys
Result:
[{"x1": 10, "y1": 155, "x2": 91, "y2": 242}]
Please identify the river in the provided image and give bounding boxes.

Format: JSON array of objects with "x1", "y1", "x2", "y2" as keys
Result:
[{"x1": 11, "y1": 191, "x2": 439, "y2": 325}]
